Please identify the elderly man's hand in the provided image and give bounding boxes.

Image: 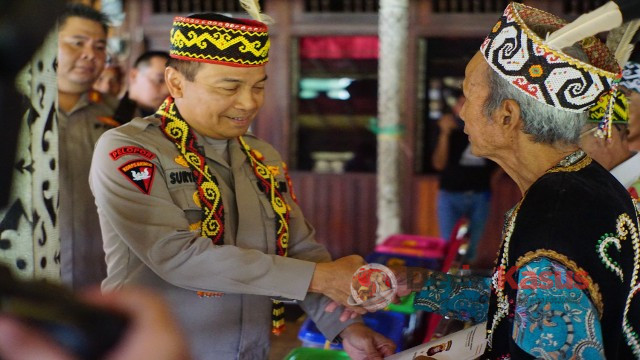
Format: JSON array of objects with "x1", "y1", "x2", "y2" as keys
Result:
[
  {"x1": 391, "y1": 265, "x2": 433, "y2": 298},
  {"x1": 309, "y1": 255, "x2": 367, "y2": 315},
  {"x1": 340, "y1": 323, "x2": 396, "y2": 360}
]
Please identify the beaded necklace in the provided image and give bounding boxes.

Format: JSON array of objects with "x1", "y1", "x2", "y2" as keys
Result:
[
  {"x1": 488, "y1": 199, "x2": 523, "y2": 346},
  {"x1": 156, "y1": 96, "x2": 290, "y2": 334}
]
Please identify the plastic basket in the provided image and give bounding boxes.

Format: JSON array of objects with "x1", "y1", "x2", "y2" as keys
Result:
[
  {"x1": 365, "y1": 251, "x2": 440, "y2": 270},
  {"x1": 375, "y1": 234, "x2": 445, "y2": 259},
  {"x1": 386, "y1": 292, "x2": 416, "y2": 315},
  {"x1": 283, "y1": 347, "x2": 350, "y2": 360},
  {"x1": 298, "y1": 311, "x2": 407, "y2": 352}
]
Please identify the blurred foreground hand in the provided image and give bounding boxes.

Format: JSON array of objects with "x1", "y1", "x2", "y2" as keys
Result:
[{"x1": 0, "y1": 287, "x2": 191, "y2": 360}]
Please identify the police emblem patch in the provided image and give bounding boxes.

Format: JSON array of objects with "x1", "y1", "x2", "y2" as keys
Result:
[{"x1": 119, "y1": 159, "x2": 156, "y2": 194}]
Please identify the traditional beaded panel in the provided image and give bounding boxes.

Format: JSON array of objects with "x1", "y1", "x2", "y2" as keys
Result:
[
  {"x1": 170, "y1": 15, "x2": 270, "y2": 67},
  {"x1": 480, "y1": 2, "x2": 620, "y2": 112}
]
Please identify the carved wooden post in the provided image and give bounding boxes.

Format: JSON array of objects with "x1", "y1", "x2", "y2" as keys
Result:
[
  {"x1": 1, "y1": 30, "x2": 60, "y2": 281},
  {"x1": 376, "y1": 0, "x2": 408, "y2": 243}
]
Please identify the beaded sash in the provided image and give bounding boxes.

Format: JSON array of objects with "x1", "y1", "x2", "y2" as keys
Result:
[{"x1": 156, "y1": 96, "x2": 290, "y2": 334}]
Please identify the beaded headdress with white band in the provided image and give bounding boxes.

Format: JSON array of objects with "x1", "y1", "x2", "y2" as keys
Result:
[{"x1": 480, "y1": 2, "x2": 621, "y2": 113}]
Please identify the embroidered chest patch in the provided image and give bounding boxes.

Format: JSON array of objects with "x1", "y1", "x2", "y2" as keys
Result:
[
  {"x1": 110, "y1": 146, "x2": 156, "y2": 161},
  {"x1": 119, "y1": 159, "x2": 156, "y2": 194}
]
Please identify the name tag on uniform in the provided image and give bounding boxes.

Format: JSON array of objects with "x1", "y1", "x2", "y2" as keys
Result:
[{"x1": 167, "y1": 170, "x2": 198, "y2": 187}]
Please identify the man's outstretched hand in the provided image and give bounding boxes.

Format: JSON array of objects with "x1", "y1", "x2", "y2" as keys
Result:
[{"x1": 309, "y1": 255, "x2": 368, "y2": 315}]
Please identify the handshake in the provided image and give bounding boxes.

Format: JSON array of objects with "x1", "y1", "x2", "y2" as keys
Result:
[{"x1": 309, "y1": 255, "x2": 430, "y2": 320}]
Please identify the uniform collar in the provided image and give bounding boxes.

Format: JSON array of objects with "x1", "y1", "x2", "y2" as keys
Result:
[{"x1": 62, "y1": 90, "x2": 95, "y2": 116}]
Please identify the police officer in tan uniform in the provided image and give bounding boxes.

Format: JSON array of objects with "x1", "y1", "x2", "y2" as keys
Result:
[
  {"x1": 57, "y1": 4, "x2": 118, "y2": 288},
  {"x1": 89, "y1": 10, "x2": 395, "y2": 360}
]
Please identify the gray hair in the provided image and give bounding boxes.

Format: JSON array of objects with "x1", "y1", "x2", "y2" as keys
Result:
[{"x1": 483, "y1": 69, "x2": 588, "y2": 146}]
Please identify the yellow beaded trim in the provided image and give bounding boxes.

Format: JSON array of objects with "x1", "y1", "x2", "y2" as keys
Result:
[
  {"x1": 170, "y1": 51, "x2": 269, "y2": 66},
  {"x1": 546, "y1": 153, "x2": 591, "y2": 173},
  {"x1": 620, "y1": 209, "x2": 640, "y2": 356},
  {"x1": 488, "y1": 198, "x2": 523, "y2": 346},
  {"x1": 173, "y1": 20, "x2": 267, "y2": 35},
  {"x1": 157, "y1": 99, "x2": 224, "y2": 243},
  {"x1": 170, "y1": 29, "x2": 270, "y2": 58}
]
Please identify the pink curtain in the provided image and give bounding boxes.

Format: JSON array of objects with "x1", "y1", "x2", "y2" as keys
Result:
[{"x1": 300, "y1": 36, "x2": 379, "y2": 59}]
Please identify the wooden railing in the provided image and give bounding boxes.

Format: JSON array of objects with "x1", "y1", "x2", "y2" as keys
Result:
[
  {"x1": 430, "y1": 0, "x2": 607, "y2": 14},
  {"x1": 149, "y1": 0, "x2": 610, "y2": 16},
  {"x1": 563, "y1": 0, "x2": 608, "y2": 14},
  {"x1": 289, "y1": 172, "x2": 379, "y2": 259},
  {"x1": 303, "y1": 0, "x2": 378, "y2": 12},
  {"x1": 151, "y1": 0, "x2": 265, "y2": 13},
  {"x1": 431, "y1": 0, "x2": 513, "y2": 13}
]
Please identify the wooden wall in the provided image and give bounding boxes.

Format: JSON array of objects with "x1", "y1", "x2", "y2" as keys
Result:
[
  {"x1": 290, "y1": 170, "x2": 521, "y2": 268},
  {"x1": 290, "y1": 172, "x2": 378, "y2": 259}
]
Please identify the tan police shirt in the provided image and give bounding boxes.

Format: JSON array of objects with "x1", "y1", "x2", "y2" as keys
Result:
[
  {"x1": 89, "y1": 115, "x2": 356, "y2": 360},
  {"x1": 58, "y1": 90, "x2": 117, "y2": 288}
]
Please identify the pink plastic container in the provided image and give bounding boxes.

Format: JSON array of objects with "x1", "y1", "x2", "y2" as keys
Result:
[{"x1": 374, "y1": 234, "x2": 446, "y2": 259}]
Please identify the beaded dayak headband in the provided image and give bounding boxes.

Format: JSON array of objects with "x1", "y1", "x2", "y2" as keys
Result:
[
  {"x1": 481, "y1": 2, "x2": 620, "y2": 113},
  {"x1": 588, "y1": 90, "x2": 629, "y2": 128},
  {"x1": 169, "y1": 15, "x2": 270, "y2": 67}
]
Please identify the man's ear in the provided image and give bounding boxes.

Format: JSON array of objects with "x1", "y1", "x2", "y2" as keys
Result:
[
  {"x1": 499, "y1": 99, "x2": 522, "y2": 133},
  {"x1": 165, "y1": 67, "x2": 184, "y2": 98},
  {"x1": 129, "y1": 68, "x2": 138, "y2": 83}
]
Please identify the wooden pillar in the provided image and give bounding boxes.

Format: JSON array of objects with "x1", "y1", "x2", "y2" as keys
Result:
[{"x1": 376, "y1": 0, "x2": 408, "y2": 243}]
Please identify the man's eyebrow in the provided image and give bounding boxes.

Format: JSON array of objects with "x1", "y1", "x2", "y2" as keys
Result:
[
  {"x1": 218, "y1": 75, "x2": 268, "y2": 83},
  {"x1": 66, "y1": 35, "x2": 107, "y2": 44}
]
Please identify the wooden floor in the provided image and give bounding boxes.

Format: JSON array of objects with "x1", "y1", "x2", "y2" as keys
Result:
[{"x1": 268, "y1": 319, "x2": 305, "y2": 360}]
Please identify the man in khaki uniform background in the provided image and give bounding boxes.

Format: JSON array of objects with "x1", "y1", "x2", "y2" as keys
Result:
[
  {"x1": 89, "y1": 10, "x2": 395, "y2": 360},
  {"x1": 57, "y1": 4, "x2": 118, "y2": 288},
  {"x1": 113, "y1": 51, "x2": 171, "y2": 125}
]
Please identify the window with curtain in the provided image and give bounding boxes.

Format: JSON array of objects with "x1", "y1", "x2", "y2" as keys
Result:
[{"x1": 292, "y1": 36, "x2": 379, "y2": 173}]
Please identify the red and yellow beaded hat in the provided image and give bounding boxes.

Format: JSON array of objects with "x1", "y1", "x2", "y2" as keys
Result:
[
  {"x1": 480, "y1": 2, "x2": 621, "y2": 113},
  {"x1": 588, "y1": 90, "x2": 629, "y2": 125},
  {"x1": 169, "y1": 12, "x2": 270, "y2": 67}
]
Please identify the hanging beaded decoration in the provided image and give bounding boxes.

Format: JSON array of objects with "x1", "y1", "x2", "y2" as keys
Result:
[
  {"x1": 618, "y1": 210, "x2": 640, "y2": 357},
  {"x1": 488, "y1": 199, "x2": 523, "y2": 347},
  {"x1": 156, "y1": 96, "x2": 291, "y2": 334},
  {"x1": 238, "y1": 136, "x2": 291, "y2": 334}
]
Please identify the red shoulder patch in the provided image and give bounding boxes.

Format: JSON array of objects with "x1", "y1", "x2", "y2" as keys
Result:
[
  {"x1": 110, "y1": 146, "x2": 157, "y2": 161},
  {"x1": 119, "y1": 159, "x2": 156, "y2": 195}
]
